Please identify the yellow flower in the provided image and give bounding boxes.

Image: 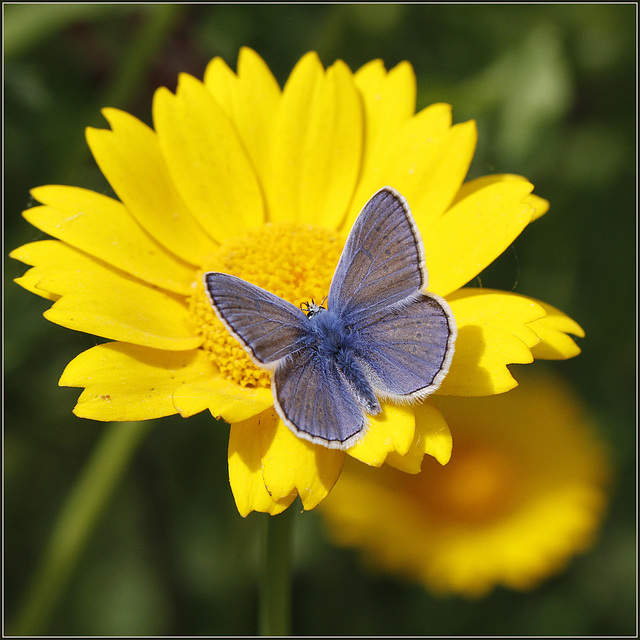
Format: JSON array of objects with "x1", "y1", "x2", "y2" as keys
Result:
[
  {"x1": 10, "y1": 48, "x2": 583, "y2": 516},
  {"x1": 320, "y1": 374, "x2": 611, "y2": 597}
]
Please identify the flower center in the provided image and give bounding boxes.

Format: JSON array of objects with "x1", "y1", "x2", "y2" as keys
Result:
[
  {"x1": 190, "y1": 223, "x2": 344, "y2": 388},
  {"x1": 407, "y1": 439, "x2": 521, "y2": 525}
]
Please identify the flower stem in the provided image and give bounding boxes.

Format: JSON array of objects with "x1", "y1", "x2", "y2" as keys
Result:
[
  {"x1": 259, "y1": 506, "x2": 296, "y2": 636},
  {"x1": 9, "y1": 421, "x2": 152, "y2": 636}
]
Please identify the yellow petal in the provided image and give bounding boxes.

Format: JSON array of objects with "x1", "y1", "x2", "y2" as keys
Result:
[
  {"x1": 452, "y1": 174, "x2": 548, "y2": 222},
  {"x1": 450, "y1": 173, "x2": 533, "y2": 205},
  {"x1": 261, "y1": 51, "x2": 322, "y2": 223},
  {"x1": 11, "y1": 240, "x2": 64, "y2": 300},
  {"x1": 393, "y1": 120, "x2": 478, "y2": 228},
  {"x1": 265, "y1": 54, "x2": 363, "y2": 228},
  {"x1": 386, "y1": 400, "x2": 452, "y2": 472},
  {"x1": 349, "y1": 103, "x2": 455, "y2": 225},
  {"x1": 14, "y1": 239, "x2": 196, "y2": 351},
  {"x1": 449, "y1": 288, "x2": 543, "y2": 347},
  {"x1": 86, "y1": 108, "x2": 217, "y2": 266},
  {"x1": 261, "y1": 419, "x2": 345, "y2": 510},
  {"x1": 347, "y1": 403, "x2": 416, "y2": 467},
  {"x1": 11, "y1": 239, "x2": 81, "y2": 268},
  {"x1": 25, "y1": 185, "x2": 194, "y2": 296},
  {"x1": 344, "y1": 60, "x2": 416, "y2": 229},
  {"x1": 204, "y1": 47, "x2": 281, "y2": 181},
  {"x1": 11, "y1": 239, "x2": 99, "y2": 294},
  {"x1": 228, "y1": 412, "x2": 297, "y2": 517},
  {"x1": 59, "y1": 342, "x2": 212, "y2": 421},
  {"x1": 11, "y1": 240, "x2": 86, "y2": 299},
  {"x1": 298, "y1": 60, "x2": 363, "y2": 229},
  {"x1": 525, "y1": 193, "x2": 549, "y2": 222},
  {"x1": 354, "y1": 59, "x2": 416, "y2": 160},
  {"x1": 203, "y1": 56, "x2": 236, "y2": 112},
  {"x1": 33, "y1": 255, "x2": 200, "y2": 351},
  {"x1": 153, "y1": 74, "x2": 265, "y2": 241},
  {"x1": 438, "y1": 290, "x2": 546, "y2": 396},
  {"x1": 13, "y1": 270, "x2": 60, "y2": 301},
  {"x1": 426, "y1": 178, "x2": 535, "y2": 297},
  {"x1": 173, "y1": 377, "x2": 274, "y2": 422},
  {"x1": 528, "y1": 299, "x2": 585, "y2": 359}
]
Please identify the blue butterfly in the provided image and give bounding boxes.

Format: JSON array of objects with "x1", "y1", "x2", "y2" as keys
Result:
[{"x1": 204, "y1": 187, "x2": 456, "y2": 449}]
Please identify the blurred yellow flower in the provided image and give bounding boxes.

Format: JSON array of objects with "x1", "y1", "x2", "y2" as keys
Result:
[
  {"x1": 320, "y1": 374, "x2": 611, "y2": 597},
  {"x1": 11, "y1": 48, "x2": 583, "y2": 516}
]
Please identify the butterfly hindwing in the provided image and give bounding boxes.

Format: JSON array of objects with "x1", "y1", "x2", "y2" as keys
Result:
[
  {"x1": 273, "y1": 348, "x2": 366, "y2": 449},
  {"x1": 203, "y1": 272, "x2": 309, "y2": 366},
  {"x1": 328, "y1": 187, "x2": 426, "y2": 324},
  {"x1": 353, "y1": 292, "x2": 457, "y2": 400}
]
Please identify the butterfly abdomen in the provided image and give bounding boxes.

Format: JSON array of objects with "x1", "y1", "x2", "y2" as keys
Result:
[
  {"x1": 309, "y1": 310, "x2": 381, "y2": 416},
  {"x1": 336, "y1": 354, "x2": 381, "y2": 416}
]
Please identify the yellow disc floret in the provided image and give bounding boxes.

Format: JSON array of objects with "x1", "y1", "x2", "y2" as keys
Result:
[{"x1": 190, "y1": 223, "x2": 344, "y2": 388}]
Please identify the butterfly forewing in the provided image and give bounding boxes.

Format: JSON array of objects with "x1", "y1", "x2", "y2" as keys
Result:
[
  {"x1": 328, "y1": 187, "x2": 426, "y2": 323},
  {"x1": 273, "y1": 349, "x2": 366, "y2": 448},
  {"x1": 203, "y1": 273, "x2": 310, "y2": 366},
  {"x1": 354, "y1": 292, "x2": 456, "y2": 399}
]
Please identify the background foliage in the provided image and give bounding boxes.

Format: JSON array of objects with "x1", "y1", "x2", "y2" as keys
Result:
[{"x1": 4, "y1": 4, "x2": 636, "y2": 636}]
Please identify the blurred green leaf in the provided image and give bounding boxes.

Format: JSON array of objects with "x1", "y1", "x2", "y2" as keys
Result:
[{"x1": 4, "y1": 4, "x2": 147, "y2": 57}]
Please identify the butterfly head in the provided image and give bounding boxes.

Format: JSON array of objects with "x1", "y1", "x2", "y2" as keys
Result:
[{"x1": 301, "y1": 298, "x2": 327, "y2": 318}]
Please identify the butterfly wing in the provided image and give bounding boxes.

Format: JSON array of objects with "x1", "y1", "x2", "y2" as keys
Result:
[
  {"x1": 328, "y1": 187, "x2": 426, "y2": 324},
  {"x1": 203, "y1": 272, "x2": 310, "y2": 366},
  {"x1": 354, "y1": 292, "x2": 457, "y2": 400},
  {"x1": 328, "y1": 186, "x2": 456, "y2": 400},
  {"x1": 273, "y1": 348, "x2": 366, "y2": 449}
]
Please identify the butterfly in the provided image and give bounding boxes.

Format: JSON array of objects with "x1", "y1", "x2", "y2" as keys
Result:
[{"x1": 204, "y1": 187, "x2": 456, "y2": 450}]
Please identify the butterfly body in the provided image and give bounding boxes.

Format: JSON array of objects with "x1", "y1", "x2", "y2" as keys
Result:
[
  {"x1": 204, "y1": 187, "x2": 456, "y2": 450},
  {"x1": 307, "y1": 307, "x2": 382, "y2": 416}
]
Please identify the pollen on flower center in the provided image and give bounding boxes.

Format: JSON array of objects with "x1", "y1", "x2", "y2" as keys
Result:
[{"x1": 190, "y1": 223, "x2": 344, "y2": 388}]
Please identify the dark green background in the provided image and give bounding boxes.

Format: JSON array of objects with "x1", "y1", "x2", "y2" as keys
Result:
[{"x1": 4, "y1": 4, "x2": 636, "y2": 636}]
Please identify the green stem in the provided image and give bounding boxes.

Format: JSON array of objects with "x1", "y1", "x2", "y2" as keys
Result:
[
  {"x1": 9, "y1": 421, "x2": 153, "y2": 636},
  {"x1": 259, "y1": 506, "x2": 296, "y2": 636}
]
